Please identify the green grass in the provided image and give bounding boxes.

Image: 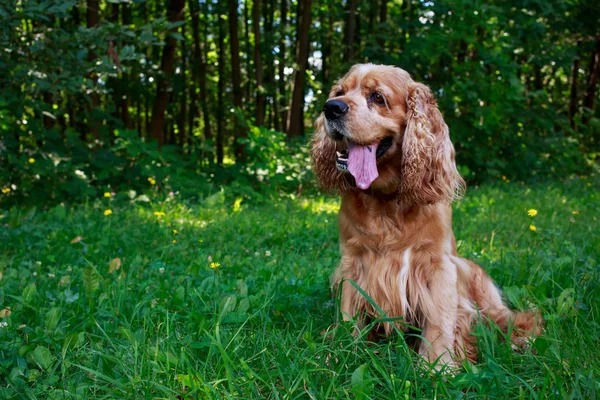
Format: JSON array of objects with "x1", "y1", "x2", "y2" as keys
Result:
[{"x1": 0, "y1": 178, "x2": 598, "y2": 399}]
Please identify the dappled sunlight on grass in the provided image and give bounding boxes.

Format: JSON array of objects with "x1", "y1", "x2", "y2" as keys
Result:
[
  {"x1": 0, "y1": 178, "x2": 598, "y2": 398},
  {"x1": 300, "y1": 197, "x2": 340, "y2": 214}
]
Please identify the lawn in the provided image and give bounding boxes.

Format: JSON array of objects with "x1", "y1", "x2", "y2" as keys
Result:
[{"x1": 0, "y1": 178, "x2": 598, "y2": 398}]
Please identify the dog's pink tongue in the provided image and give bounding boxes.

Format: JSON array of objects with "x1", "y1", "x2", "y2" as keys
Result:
[{"x1": 348, "y1": 142, "x2": 379, "y2": 190}]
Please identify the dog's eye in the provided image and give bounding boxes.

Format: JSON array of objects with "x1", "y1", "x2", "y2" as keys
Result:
[
  {"x1": 335, "y1": 89, "x2": 344, "y2": 97},
  {"x1": 370, "y1": 91, "x2": 385, "y2": 106}
]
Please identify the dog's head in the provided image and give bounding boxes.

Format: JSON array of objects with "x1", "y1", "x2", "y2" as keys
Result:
[{"x1": 311, "y1": 64, "x2": 464, "y2": 204}]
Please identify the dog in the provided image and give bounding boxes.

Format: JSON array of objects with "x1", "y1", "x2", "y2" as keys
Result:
[{"x1": 311, "y1": 64, "x2": 542, "y2": 368}]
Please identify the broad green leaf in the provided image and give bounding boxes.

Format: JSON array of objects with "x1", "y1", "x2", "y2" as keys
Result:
[
  {"x1": 32, "y1": 346, "x2": 54, "y2": 371},
  {"x1": 22, "y1": 284, "x2": 37, "y2": 305},
  {"x1": 82, "y1": 266, "x2": 100, "y2": 294},
  {"x1": 351, "y1": 364, "x2": 373, "y2": 400},
  {"x1": 44, "y1": 308, "x2": 61, "y2": 331}
]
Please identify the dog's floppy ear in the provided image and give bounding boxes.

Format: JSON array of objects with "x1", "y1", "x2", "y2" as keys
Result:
[
  {"x1": 401, "y1": 83, "x2": 465, "y2": 204},
  {"x1": 310, "y1": 115, "x2": 352, "y2": 192}
]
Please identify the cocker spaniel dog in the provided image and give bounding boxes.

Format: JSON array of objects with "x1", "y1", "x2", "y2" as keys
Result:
[{"x1": 311, "y1": 64, "x2": 541, "y2": 368}]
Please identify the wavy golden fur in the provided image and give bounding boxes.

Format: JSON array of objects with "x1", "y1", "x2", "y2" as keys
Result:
[{"x1": 311, "y1": 64, "x2": 541, "y2": 368}]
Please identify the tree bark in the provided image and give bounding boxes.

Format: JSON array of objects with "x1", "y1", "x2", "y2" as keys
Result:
[
  {"x1": 189, "y1": 0, "x2": 212, "y2": 144},
  {"x1": 176, "y1": 20, "x2": 187, "y2": 145},
  {"x1": 111, "y1": 3, "x2": 119, "y2": 22},
  {"x1": 253, "y1": 0, "x2": 266, "y2": 126},
  {"x1": 228, "y1": 0, "x2": 247, "y2": 157},
  {"x1": 43, "y1": 92, "x2": 54, "y2": 129},
  {"x1": 321, "y1": 4, "x2": 332, "y2": 89},
  {"x1": 150, "y1": 0, "x2": 185, "y2": 147},
  {"x1": 86, "y1": 0, "x2": 100, "y2": 140},
  {"x1": 583, "y1": 39, "x2": 600, "y2": 125},
  {"x1": 216, "y1": 13, "x2": 225, "y2": 165},
  {"x1": 277, "y1": 0, "x2": 288, "y2": 132},
  {"x1": 263, "y1": 0, "x2": 275, "y2": 129},
  {"x1": 378, "y1": 0, "x2": 387, "y2": 52},
  {"x1": 244, "y1": 0, "x2": 252, "y2": 104},
  {"x1": 569, "y1": 44, "x2": 581, "y2": 129},
  {"x1": 344, "y1": 0, "x2": 358, "y2": 62},
  {"x1": 287, "y1": 0, "x2": 312, "y2": 137},
  {"x1": 121, "y1": 4, "x2": 133, "y2": 130}
]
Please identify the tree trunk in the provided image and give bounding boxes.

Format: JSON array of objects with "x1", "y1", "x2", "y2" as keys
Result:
[
  {"x1": 344, "y1": 0, "x2": 357, "y2": 62},
  {"x1": 277, "y1": 0, "x2": 288, "y2": 132},
  {"x1": 111, "y1": 3, "x2": 119, "y2": 22},
  {"x1": 228, "y1": 0, "x2": 246, "y2": 157},
  {"x1": 569, "y1": 44, "x2": 581, "y2": 129},
  {"x1": 71, "y1": 3, "x2": 80, "y2": 25},
  {"x1": 320, "y1": 4, "x2": 331, "y2": 89},
  {"x1": 244, "y1": 0, "x2": 252, "y2": 104},
  {"x1": 86, "y1": 0, "x2": 100, "y2": 140},
  {"x1": 263, "y1": 0, "x2": 275, "y2": 129},
  {"x1": 378, "y1": 0, "x2": 387, "y2": 52},
  {"x1": 189, "y1": 0, "x2": 212, "y2": 143},
  {"x1": 216, "y1": 13, "x2": 225, "y2": 165},
  {"x1": 187, "y1": 0, "x2": 199, "y2": 144},
  {"x1": 150, "y1": 0, "x2": 185, "y2": 147},
  {"x1": 253, "y1": 0, "x2": 266, "y2": 126},
  {"x1": 583, "y1": 39, "x2": 600, "y2": 125},
  {"x1": 43, "y1": 92, "x2": 54, "y2": 129},
  {"x1": 287, "y1": 0, "x2": 312, "y2": 137},
  {"x1": 121, "y1": 4, "x2": 133, "y2": 130},
  {"x1": 177, "y1": 20, "x2": 187, "y2": 145}
]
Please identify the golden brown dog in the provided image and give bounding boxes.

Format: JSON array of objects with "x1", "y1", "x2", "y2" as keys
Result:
[{"x1": 311, "y1": 64, "x2": 541, "y2": 368}]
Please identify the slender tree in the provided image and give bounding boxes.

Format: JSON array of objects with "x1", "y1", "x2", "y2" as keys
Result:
[
  {"x1": 583, "y1": 39, "x2": 600, "y2": 125},
  {"x1": 277, "y1": 0, "x2": 288, "y2": 132},
  {"x1": 569, "y1": 44, "x2": 581, "y2": 129},
  {"x1": 287, "y1": 0, "x2": 312, "y2": 137},
  {"x1": 176, "y1": 19, "x2": 187, "y2": 145},
  {"x1": 253, "y1": 0, "x2": 266, "y2": 126},
  {"x1": 120, "y1": 4, "x2": 133, "y2": 130},
  {"x1": 216, "y1": 12, "x2": 225, "y2": 165},
  {"x1": 189, "y1": 0, "x2": 212, "y2": 144},
  {"x1": 378, "y1": 0, "x2": 388, "y2": 52},
  {"x1": 150, "y1": 0, "x2": 185, "y2": 146},
  {"x1": 263, "y1": 0, "x2": 276, "y2": 128},
  {"x1": 344, "y1": 0, "x2": 358, "y2": 62},
  {"x1": 228, "y1": 0, "x2": 246, "y2": 157},
  {"x1": 86, "y1": 0, "x2": 100, "y2": 139}
]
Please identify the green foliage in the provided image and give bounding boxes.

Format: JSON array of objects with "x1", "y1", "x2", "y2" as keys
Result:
[
  {"x1": 1, "y1": 0, "x2": 599, "y2": 206},
  {"x1": 240, "y1": 126, "x2": 314, "y2": 194},
  {"x1": 0, "y1": 179, "x2": 598, "y2": 397}
]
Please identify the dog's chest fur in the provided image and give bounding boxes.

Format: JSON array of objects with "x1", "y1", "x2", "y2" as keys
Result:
[{"x1": 334, "y1": 194, "x2": 455, "y2": 331}]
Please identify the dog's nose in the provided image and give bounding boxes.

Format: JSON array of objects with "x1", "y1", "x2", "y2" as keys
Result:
[{"x1": 323, "y1": 100, "x2": 349, "y2": 121}]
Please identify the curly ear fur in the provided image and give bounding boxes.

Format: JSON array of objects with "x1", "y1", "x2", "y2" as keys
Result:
[
  {"x1": 310, "y1": 115, "x2": 353, "y2": 192},
  {"x1": 401, "y1": 83, "x2": 465, "y2": 204}
]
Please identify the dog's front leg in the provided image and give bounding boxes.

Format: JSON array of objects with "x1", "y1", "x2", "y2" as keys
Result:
[
  {"x1": 331, "y1": 254, "x2": 364, "y2": 324},
  {"x1": 418, "y1": 257, "x2": 458, "y2": 369}
]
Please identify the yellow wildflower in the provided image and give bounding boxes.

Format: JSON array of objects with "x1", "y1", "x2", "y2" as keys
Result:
[
  {"x1": 104, "y1": 209, "x2": 113, "y2": 216},
  {"x1": 148, "y1": 177, "x2": 156, "y2": 185},
  {"x1": 527, "y1": 209, "x2": 538, "y2": 217},
  {"x1": 172, "y1": 239, "x2": 177, "y2": 244},
  {"x1": 172, "y1": 229, "x2": 178, "y2": 235},
  {"x1": 529, "y1": 225, "x2": 537, "y2": 232},
  {"x1": 572, "y1": 211, "x2": 579, "y2": 215},
  {"x1": 1, "y1": 188, "x2": 10, "y2": 194},
  {"x1": 104, "y1": 192, "x2": 111, "y2": 198},
  {"x1": 28, "y1": 158, "x2": 35, "y2": 164},
  {"x1": 154, "y1": 211, "x2": 166, "y2": 217},
  {"x1": 210, "y1": 262, "x2": 221, "y2": 269}
]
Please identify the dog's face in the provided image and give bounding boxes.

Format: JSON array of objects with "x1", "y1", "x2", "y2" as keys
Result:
[{"x1": 311, "y1": 64, "x2": 464, "y2": 204}]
